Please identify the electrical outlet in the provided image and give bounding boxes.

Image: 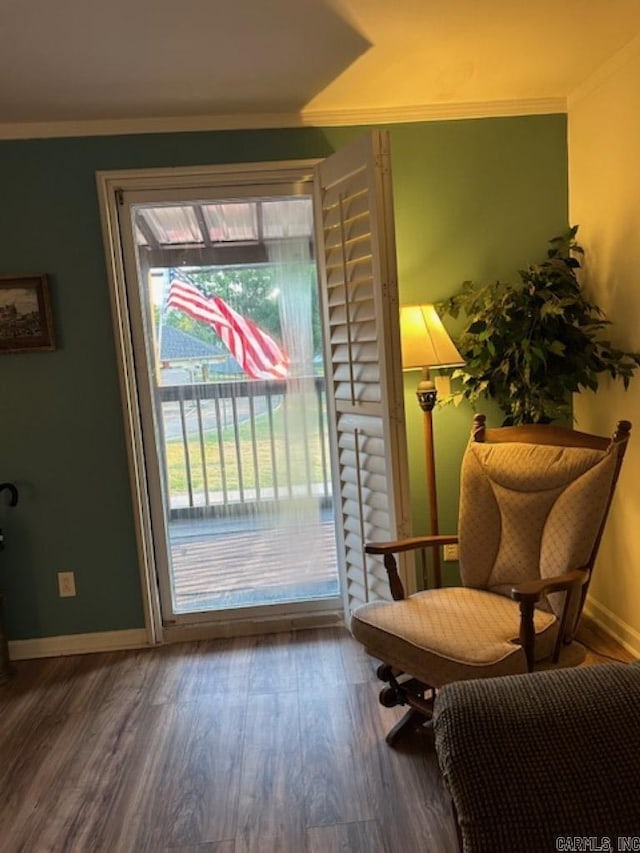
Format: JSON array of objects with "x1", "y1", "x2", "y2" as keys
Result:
[
  {"x1": 443, "y1": 543, "x2": 459, "y2": 562},
  {"x1": 58, "y1": 571, "x2": 76, "y2": 597}
]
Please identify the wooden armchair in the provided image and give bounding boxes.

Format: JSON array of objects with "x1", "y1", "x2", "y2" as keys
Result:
[{"x1": 351, "y1": 414, "x2": 631, "y2": 745}]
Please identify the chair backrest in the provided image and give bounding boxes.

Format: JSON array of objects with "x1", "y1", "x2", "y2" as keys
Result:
[{"x1": 458, "y1": 414, "x2": 631, "y2": 623}]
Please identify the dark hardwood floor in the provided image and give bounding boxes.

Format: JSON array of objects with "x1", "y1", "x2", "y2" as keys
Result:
[
  {"x1": 0, "y1": 619, "x2": 633, "y2": 853},
  {"x1": 0, "y1": 627, "x2": 459, "y2": 853}
]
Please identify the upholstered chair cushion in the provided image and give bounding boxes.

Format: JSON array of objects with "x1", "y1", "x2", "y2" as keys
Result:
[
  {"x1": 351, "y1": 587, "x2": 557, "y2": 687},
  {"x1": 459, "y1": 442, "x2": 618, "y2": 622}
]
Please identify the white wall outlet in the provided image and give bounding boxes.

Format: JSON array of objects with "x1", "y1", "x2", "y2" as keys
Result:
[
  {"x1": 58, "y1": 571, "x2": 76, "y2": 597},
  {"x1": 443, "y1": 543, "x2": 459, "y2": 562}
]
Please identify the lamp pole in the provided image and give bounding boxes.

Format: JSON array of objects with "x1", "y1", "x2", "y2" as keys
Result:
[{"x1": 416, "y1": 368, "x2": 441, "y2": 588}]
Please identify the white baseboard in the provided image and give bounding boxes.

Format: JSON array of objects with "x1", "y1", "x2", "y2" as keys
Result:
[
  {"x1": 583, "y1": 598, "x2": 640, "y2": 658},
  {"x1": 8, "y1": 628, "x2": 149, "y2": 660},
  {"x1": 7, "y1": 612, "x2": 346, "y2": 659}
]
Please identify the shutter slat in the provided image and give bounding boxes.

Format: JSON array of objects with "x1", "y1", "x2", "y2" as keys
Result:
[
  {"x1": 340, "y1": 450, "x2": 387, "y2": 476},
  {"x1": 325, "y1": 239, "x2": 373, "y2": 269},
  {"x1": 329, "y1": 300, "x2": 375, "y2": 325},
  {"x1": 324, "y1": 218, "x2": 372, "y2": 250},
  {"x1": 333, "y1": 363, "x2": 380, "y2": 384},
  {"x1": 337, "y1": 413, "x2": 384, "y2": 436},
  {"x1": 321, "y1": 184, "x2": 368, "y2": 222},
  {"x1": 344, "y1": 513, "x2": 389, "y2": 536},
  {"x1": 345, "y1": 551, "x2": 390, "y2": 588},
  {"x1": 326, "y1": 261, "x2": 373, "y2": 288},
  {"x1": 342, "y1": 489, "x2": 389, "y2": 512},
  {"x1": 339, "y1": 433, "x2": 386, "y2": 456},
  {"x1": 339, "y1": 469, "x2": 387, "y2": 494},
  {"x1": 332, "y1": 342, "x2": 380, "y2": 363},
  {"x1": 346, "y1": 573, "x2": 394, "y2": 605},
  {"x1": 327, "y1": 281, "x2": 374, "y2": 307},
  {"x1": 331, "y1": 320, "x2": 377, "y2": 344},
  {"x1": 326, "y1": 233, "x2": 372, "y2": 261},
  {"x1": 333, "y1": 382, "x2": 381, "y2": 403}
]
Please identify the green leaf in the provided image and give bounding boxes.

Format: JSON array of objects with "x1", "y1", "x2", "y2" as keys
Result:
[{"x1": 547, "y1": 340, "x2": 566, "y2": 356}]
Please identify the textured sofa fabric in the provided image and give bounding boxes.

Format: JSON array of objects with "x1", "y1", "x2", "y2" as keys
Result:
[{"x1": 433, "y1": 662, "x2": 640, "y2": 852}]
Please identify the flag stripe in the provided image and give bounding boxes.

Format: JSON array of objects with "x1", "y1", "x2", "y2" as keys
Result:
[
  {"x1": 211, "y1": 296, "x2": 283, "y2": 375},
  {"x1": 169, "y1": 288, "x2": 287, "y2": 380},
  {"x1": 167, "y1": 285, "x2": 287, "y2": 380},
  {"x1": 166, "y1": 281, "x2": 289, "y2": 380}
]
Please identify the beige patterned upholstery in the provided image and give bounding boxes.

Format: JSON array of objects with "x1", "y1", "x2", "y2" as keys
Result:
[
  {"x1": 352, "y1": 587, "x2": 556, "y2": 687},
  {"x1": 459, "y1": 442, "x2": 617, "y2": 622},
  {"x1": 349, "y1": 418, "x2": 630, "y2": 738}
]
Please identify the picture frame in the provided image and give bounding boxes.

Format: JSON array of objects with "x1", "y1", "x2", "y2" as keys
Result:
[{"x1": 0, "y1": 273, "x2": 56, "y2": 353}]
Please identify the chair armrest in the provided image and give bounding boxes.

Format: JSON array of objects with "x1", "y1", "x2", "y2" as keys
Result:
[
  {"x1": 364, "y1": 535, "x2": 459, "y2": 601},
  {"x1": 510, "y1": 569, "x2": 588, "y2": 603},
  {"x1": 365, "y1": 534, "x2": 459, "y2": 556},
  {"x1": 511, "y1": 569, "x2": 589, "y2": 671}
]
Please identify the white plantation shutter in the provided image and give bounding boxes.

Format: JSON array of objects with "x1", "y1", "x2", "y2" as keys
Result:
[{"x1": 314, "y1": 131, "x2": 413, "y2": 617}]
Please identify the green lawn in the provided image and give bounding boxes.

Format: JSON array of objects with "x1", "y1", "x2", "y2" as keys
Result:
[{"x1": 165, "y1": 392, "x2": 330, "y2": 498}]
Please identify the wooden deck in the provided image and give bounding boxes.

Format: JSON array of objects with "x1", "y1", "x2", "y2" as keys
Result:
[{"x1": 170, "y1": 515, "x2": 339, "y2": 612}]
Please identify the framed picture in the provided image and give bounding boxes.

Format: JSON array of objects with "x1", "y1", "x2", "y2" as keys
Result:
[{"x1": 0, "y1": 274, "x2": 56, "y2": 353}]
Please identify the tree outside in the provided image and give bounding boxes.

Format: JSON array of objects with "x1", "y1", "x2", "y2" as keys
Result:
[{"x1": 157, "y1": 265, "x2": 323, "y2": 361}]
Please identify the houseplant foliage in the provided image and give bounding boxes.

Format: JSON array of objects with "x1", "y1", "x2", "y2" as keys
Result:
[{"x1": 439, "y1": 226, "x2": 640, "y2": 425}]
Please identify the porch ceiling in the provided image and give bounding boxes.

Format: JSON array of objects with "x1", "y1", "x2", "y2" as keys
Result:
[{"x1": 136, "y1": 198, "x2": 314, "y2": 268}]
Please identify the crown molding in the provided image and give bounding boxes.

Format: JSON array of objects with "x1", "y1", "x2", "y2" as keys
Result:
[
  {"x1": 568, "y1": 31, "x2": 640, "y2": 109},
  {"x1": 0, "y1": 97, "x2": 566, "y2": 141},
  {"x1": 301, "y1": 97, "x2": 566, "y2": 126}
]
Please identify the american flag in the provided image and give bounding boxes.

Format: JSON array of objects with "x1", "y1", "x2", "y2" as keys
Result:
[{"x1": 165, "y1": 279, "x2": 289, "y2": 380}]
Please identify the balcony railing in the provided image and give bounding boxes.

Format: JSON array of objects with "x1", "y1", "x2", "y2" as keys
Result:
[{"x1": 158, "y1": 376, "x2": 333, "y2": 519}]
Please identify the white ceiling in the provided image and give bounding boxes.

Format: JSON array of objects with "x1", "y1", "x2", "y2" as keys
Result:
[{"x1": 3, "y1": 0, "x2": 640, "y2": 137}]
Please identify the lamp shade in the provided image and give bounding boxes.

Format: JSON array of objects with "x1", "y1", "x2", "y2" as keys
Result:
[{"x1": 400, "y1": 304, "x2": 464, "y2": 370}]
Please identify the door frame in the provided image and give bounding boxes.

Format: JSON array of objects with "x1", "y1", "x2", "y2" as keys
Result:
[{"x1": 97, "y1": 160, "x2": 347, "y2": 644}]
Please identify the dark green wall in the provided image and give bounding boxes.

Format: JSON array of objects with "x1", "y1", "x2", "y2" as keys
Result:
[{"x1": 0, "y1": 115, "x2": 567, "y2": 639}]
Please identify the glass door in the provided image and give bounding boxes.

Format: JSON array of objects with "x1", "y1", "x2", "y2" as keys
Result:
[{"x1": 118, "y1": 181, "x2": 340, "y2": 625}]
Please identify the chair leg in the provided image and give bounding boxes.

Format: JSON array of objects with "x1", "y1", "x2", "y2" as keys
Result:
[
  {"x1": 385, "y1": 709, "x2": 430, "y2": 746},
  {"x1": 375, "y1": 664, "x2": 436, "y2": 746}
]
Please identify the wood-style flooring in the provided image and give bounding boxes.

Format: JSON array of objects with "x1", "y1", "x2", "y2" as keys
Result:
[
  {"x1": 0, "y1": 627, "x2": 459, "y2": 853},
  {"x1": 0, "y1": 620, "x2": 633, "y2": 853}
]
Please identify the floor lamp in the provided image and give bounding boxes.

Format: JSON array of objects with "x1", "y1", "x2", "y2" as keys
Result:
[{"x1": 399, "y1": 304, "x2": 464, "y2": 587}]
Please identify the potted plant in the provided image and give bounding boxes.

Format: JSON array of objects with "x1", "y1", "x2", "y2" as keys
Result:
[{"x1": 439, "y1": 226, "x2": 640, "y2": 425}]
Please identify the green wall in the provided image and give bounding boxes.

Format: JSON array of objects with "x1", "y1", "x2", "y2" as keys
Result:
[
  {"x1": 0, "y1": 115, "x2": 567, "y2": 639},
  {"x1": 387, "y1": 117, "x2": 569, "y2": 563}
]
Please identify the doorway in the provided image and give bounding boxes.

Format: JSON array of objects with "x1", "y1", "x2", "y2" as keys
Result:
[{"x1": 116, "y1": 171, "x2": 341, "y2": 629}]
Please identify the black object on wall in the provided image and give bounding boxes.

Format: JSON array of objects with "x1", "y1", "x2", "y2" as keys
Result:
[{"x1": 0, "y1": 482, "x2": 19, "y2": 684}]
